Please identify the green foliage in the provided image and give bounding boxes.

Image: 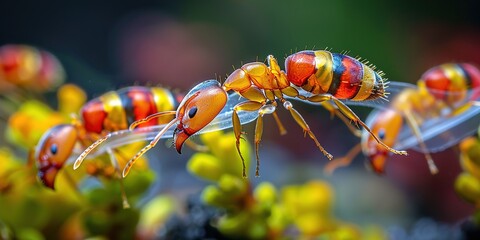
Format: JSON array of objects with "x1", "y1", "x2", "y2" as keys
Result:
[
  {"x1": 456, "y1": 134, "x2": 480, "y2": 226},
  {"x1": 187, "y1": 131, "x2": 387, "y2": 239}
]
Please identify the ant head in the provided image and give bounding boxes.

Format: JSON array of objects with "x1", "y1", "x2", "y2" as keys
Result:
[
  {"x1": 173, "y1": 80, "x2": 227, "y2": 153},
  {"x1": 362, "y1": 109, "x2": 403, "y2": 174},
  {"x1": 35, "y1": 124, "x2": 78, "y2": 189}
]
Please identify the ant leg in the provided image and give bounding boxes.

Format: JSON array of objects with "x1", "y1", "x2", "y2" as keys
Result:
[
  {"x1": 129, "y1": 111, "x2": 177, "y2": 130},
  {"x1": 265, "y1": 92, "x2": 286, "y2": 135},
  {"x1": 271, "y1": 106, "x2": 287, "y2": 135},
  {"x1": 321, "y1": 101, "x2": 361, "y2": 137},
  {"x1": 75, "y1": 111, "x2": 177, "y2": 176},
  {"x1": 73, "y1": 129, "x2": 128, "y2": 170},
  {"x1": 282, "y1": 100, "x2": 333, "y2": 160},
  {"x1": 232, "y1": 101, "x2": 264, "y2": 177},
  {"x1": 253, "y1": 112, "x2": 264, "y2": 177},
  {"x1": 403, "y1": 110, "x2": 438, "y2": 174},
  {"x1": 253, "y1": 104, "x2": 279, "y2": 177},
  {"x1": 74, "y1": 133, "x2": 114, "y2": 170},
  {"x1": 323, "y1": 143, "x2": 362, "y2": 175},
  {"x1": 73, "y1": 112, "x2": 178, "y2": 170},
  {"x1": 308, "y1": 94, "x2": 407, "y2": 156},
  {"x1": 106, "y1": 148, "x2": 130, "y2": 208},
  {"x1": 123, "y1": 118, "x2": 178, "y2": 177}
]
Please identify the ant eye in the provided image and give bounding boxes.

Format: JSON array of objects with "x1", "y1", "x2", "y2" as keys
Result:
[
  {"x1": 378, "y1": 129, "x2": 386, "y2": 140},
  {"x1": 188, "y1": 107, "x2": 198, "y2": 118},
  {"x1": 50, "y1": 144, "x2": 58, "y2": 155}
]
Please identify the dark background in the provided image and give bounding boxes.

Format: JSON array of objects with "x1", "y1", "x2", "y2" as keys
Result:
[{"x1": 2, "y1": 0, "x2": 480, "y2": 91}]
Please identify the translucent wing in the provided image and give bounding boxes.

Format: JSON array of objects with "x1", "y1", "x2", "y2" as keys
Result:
[
  {"x1": 297, "y1": 80, "x2": 479, "y2": 153},
  {"x1": 91, "y1": 81, "x2": 415, "y2": 156},
  {"x1": 362, "y1": 91, "x2": 480, "y2": 153},
  {"x1": 86, "y1": 80, "x2": 479, "y2": 157},
  {"x1": 88, "y1": 92, "x2": 258, "y2": 156},
  {"x1": 395, "y1": 104, "x2": 480, "y2": 152},
  {"x1": 294, "y1": 81, "x2": 419, "y2": 111}
]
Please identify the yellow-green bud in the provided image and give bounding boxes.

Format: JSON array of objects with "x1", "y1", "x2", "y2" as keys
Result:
[
  {"x1": 300, "y1": 181, "x2": 333, "y2": 214},
  {"x1": 460, "y1": 151, "x2": 480, "y2": 179},
  {"x1": 267, "y1": 205, "x2": 289, "y2": 233},
  {"x1": 187, "y1": 153, "x2": 223, "y2": 182},
  {"x1": 254, "y1": 182, "x2": 277, "y2": 204},
  {"x1": 217, "y1": 212, "x2": 250, "y2": 236},
  {"x1": 218, "y1": 174, "x2": 248, "y2": 196},
  {"x1": 199, "y1": 131, "x2": 251, "y2": 178},
  {"x1": 326, "y1": 223, "x2": 361, "y2": 240},
  {"x1": 455, "y1": 172, "x2": 480, "y2": 204},
  {"x1": 247, "y1": 219, "x2": 268, "y2": 240},
  {"x1": 295, "y1": 214, "x2": 331, "y2": 236},
  {"x1": 466, "y1": 140, "x2": 480, "y2": 166},
  {"x1": 138, "y1": 195, "x2": 176, "y2": 233},
  {"x1": 57, "y1": 84, "x2": 86, "y2": 116},
  {"x1": 201, "y1": 185, "x2": 229, "y2": 207}
]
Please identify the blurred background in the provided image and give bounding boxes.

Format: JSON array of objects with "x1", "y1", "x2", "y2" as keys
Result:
[{"x1": 1, "y1": 0, "x2": 480, "y2": 238}]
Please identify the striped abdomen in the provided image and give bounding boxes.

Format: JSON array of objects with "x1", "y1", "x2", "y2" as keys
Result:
[
  {"x1": 285, "y1": 50, "x2": 386, "y2": 101},
  {"x1": 419, "y1": 63, "x2": 480, "y2": 104},
  {"x1": 82, "y1": 87, "x2": 178, "y2": 134}
]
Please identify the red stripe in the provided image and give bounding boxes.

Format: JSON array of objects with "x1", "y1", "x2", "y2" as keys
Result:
[
  {"x1": 286, "y1": 51, "x2": 316, "y2": 87},
  {"x1": 81, "y1": 99, "x2": 107, "y2": 134},
  {"x1": 334, "y1": 56, "x2": 362, "y2": 99},
  {"x1": 128, "y1": 89, "x2": 157, "y2": 127},
  {"x1": 422, "y1": 67, "x2": 450, "y2": 100}
]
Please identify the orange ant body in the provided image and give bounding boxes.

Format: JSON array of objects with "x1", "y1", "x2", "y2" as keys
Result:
[
  {"x1": 36, "y1": 86, "x2": 180, "y2": 192},
  {"x1": 325, "y1": 63, "x2": 480, "y2": 174},
  {"x1": 85, "y1": 50, "x2": 407, "y2": 178},
  {"x1": 0, "y1": 44, "x2": 64, "y2": 92}
]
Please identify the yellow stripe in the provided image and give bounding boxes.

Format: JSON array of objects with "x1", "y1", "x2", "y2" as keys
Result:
[
  {"x1": 441, "y1": 64, "x2": 468, "y2": 90},
  {"x1": 441, "y1": 64, "x2": 468, "y2": 104},
  {"x1": 100, "y1": 91, "x2": 128, "y2": 131},
  {"x1": 352, "y1": 65, "x2": 375, "y2": 101},
  {"x1": 313, "y1": 50, "x2": 334, "y2": 94},
  {"x1": 151, "y1": 87, "x2": 176, "y2": 124}
]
